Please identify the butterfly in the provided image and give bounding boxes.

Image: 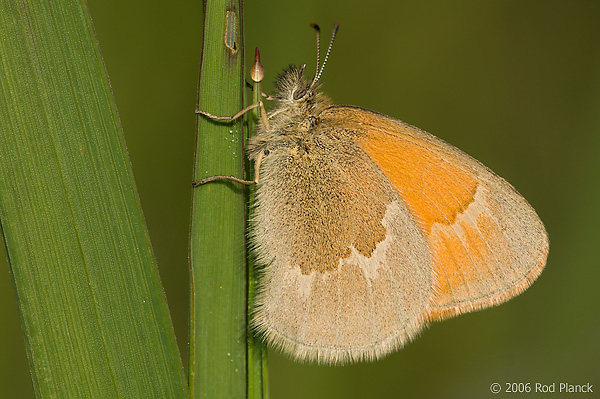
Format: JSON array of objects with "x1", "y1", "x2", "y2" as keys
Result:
[{"x1": 195, "y1": 24, "x2": 548, "y2": 364}]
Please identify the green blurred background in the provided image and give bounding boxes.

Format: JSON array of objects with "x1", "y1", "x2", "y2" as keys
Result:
[{"x1": 2, "y1": 1, "x2": 599, "y2": 398}]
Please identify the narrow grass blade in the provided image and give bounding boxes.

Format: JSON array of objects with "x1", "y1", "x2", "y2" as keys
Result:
[
  {"x1": 189, "y1": 1, "x2": 250, "y2": 398},
  {"x1": 246, "y1": 49, "x2": 269, "y2": 399}
]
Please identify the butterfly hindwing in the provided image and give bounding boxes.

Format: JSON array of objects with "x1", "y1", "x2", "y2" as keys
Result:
[{"x1": 250, "y1": 115, "x2": 434, "y2": 363}]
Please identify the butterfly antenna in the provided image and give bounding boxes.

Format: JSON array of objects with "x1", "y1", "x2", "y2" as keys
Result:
[
  {"x1": 311, "y1": 23, "x2": 339, "y2": 89},
  {"x1": 310, "y1": 23, "x2": 321, "y2": 86}
]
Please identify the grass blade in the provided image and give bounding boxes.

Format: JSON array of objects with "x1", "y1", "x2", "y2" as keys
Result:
[
  {"x1": 246, "y1": 49, "x2": 269, "y2": 399},
  {"x1": 0, "y1": 1, "x2": 187, "y2": 397},
  {"x1": 189, "y1": 1, "x2": 251, "y2": 398}
]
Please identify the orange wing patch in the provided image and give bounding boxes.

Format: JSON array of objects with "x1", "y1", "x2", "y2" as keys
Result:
[
  {"x1": 320, "y1": 106, "x2": 548, "y2": 321},
  {"x1": 355, "y1": 127, "x2": 495, "y2": 313},
  {"x1": 357, "y1": 129, "x2": 479, "y2": 233},
  {"x1": 429, "y1": 208, "x2": 518, "y2": 313}
]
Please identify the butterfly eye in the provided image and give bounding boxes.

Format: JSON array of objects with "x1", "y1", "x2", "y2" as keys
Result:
[{"x1": 292, "y1": 88, "x2": 306, "y2": 100}]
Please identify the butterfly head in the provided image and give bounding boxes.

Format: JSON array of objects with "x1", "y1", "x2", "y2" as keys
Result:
[
  {"x1": 265, "y1": 24, "x2": 340, "y2": 130},
  {"x1": 248, "y1": 25, "x2": 339, "y2": 161},
  {"x1": 271, "y1": 65, "x2": 325, "y2": 115}
]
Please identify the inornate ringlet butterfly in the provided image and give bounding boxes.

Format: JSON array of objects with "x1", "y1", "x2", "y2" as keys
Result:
[{"x1": 195, "y1": 24, "x2": 548, "y2": 364}]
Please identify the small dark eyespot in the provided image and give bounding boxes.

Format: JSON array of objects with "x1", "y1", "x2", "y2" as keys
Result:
[{"x1": 263, "y1": 149, "x2": 270, "y2": 156}]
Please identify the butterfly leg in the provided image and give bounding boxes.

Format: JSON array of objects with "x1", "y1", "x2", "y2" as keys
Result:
[
  {"x1": 195, "y1": 101, "x2": 260, "y2": 120},
  {"x1": 192, "y1": 145, "x2": 265, "y2": 187}
]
